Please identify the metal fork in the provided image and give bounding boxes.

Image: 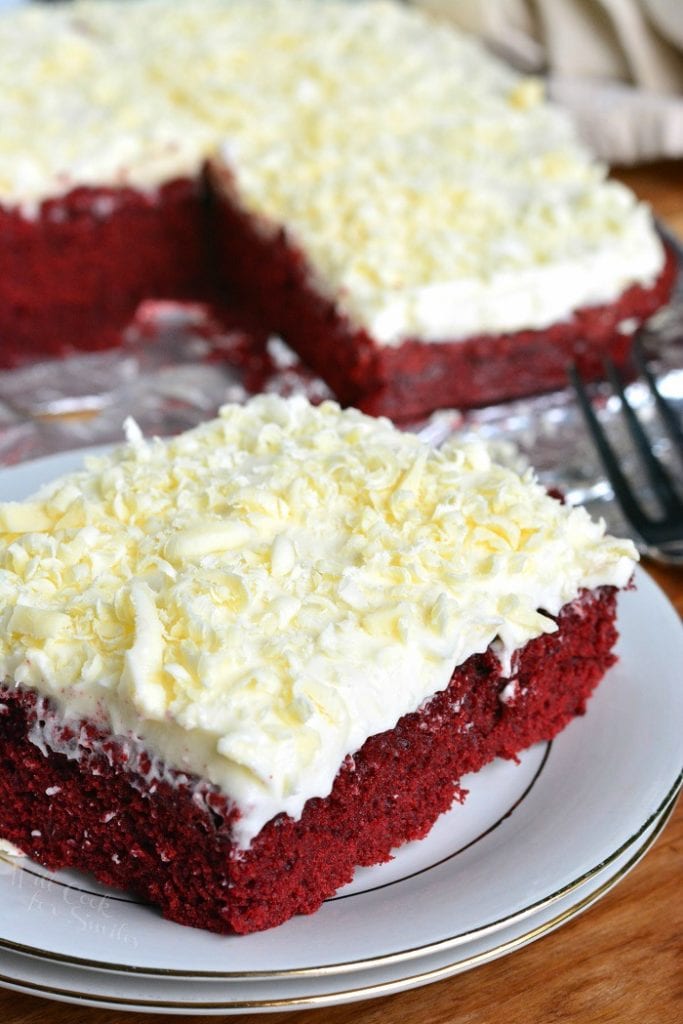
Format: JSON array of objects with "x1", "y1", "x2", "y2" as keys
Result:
[{"x1": 569, "y1": 339, "x2": 683, "y2": 565}]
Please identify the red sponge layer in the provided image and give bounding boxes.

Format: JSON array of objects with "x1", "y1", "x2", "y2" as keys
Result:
[
  {"x1": 0, "y1": 586, "x2": 618, "y2": 935},
  {"x1": 0, "y1": 178, "x2": 209, "y2": 366}
]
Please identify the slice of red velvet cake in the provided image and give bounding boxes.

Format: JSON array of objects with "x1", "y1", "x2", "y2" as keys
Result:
[
  {"x1": 0, "y1": 0, "x2": 674, "y2": 411},
  {"x1": 0, "y1": 396, "x2": 637, "y2": 934}
]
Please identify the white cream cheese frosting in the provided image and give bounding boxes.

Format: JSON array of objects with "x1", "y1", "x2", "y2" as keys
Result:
[
  {"x1": 0, "y1": 0, "x2": 664, "y2": 343},
  {"x1": 0, "y1": 396, "x2": 637, "y2": 847}
]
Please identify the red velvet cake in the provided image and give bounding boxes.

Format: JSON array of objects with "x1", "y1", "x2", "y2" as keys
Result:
[
  {"x1": 0, "y1": 0, "x2": 674, "y2": 414},
  {"x1": 0, "y1": 396, "x2": 637, "y2": 933},
  {"x1": 210, "y1": 172, "x2": 676, "y2": 419}
]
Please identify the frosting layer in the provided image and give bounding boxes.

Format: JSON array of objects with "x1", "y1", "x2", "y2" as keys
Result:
[
  {"x1": 0, "y1": 397, "x2": 637, "y2": 846},
  {"x1": 0, "y1": 0, "x2": 664, "y2": 342}
]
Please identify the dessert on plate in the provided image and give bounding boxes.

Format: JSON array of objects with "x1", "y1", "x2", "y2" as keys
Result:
[
  {"x1": 0, "y1": 396, "x2": 637, "y2": 933},
  {"x1": 0, "y1": 0, "x2": 674, "y2": 416}
]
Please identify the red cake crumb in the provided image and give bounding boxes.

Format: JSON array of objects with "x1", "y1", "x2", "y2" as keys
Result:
[
  {"x1": 211, "y1": 179, "x2": 677, "y2": 420},
  {"x1": 0, "y1": 586, "x2": 618, "y2": 935},
  {"x1": 0, "y1": 178, "x2": 209, "y2": 366}
]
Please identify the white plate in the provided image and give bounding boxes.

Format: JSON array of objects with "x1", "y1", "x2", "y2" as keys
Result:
[
  {"x1": 0, "y1": 448, "x2": 682, "y2": 979},
  {"x1": 0, "y1": 796, "x2": 676, "y2": 1015}
]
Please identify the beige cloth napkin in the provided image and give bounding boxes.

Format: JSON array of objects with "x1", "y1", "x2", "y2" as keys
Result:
[{"x1": 414, "y1": 0, "x2": 683, "y2": 164}]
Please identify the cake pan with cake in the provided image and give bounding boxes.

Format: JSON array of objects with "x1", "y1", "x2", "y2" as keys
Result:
[
  {"x1": 0, "y1": 395, "x2": 639, "y2": 934},
  {"x1": 0, "y1": 0, "x2": 675, "y2": 417}
]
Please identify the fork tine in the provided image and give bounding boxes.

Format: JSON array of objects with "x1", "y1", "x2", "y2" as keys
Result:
[
  {"x1": 568, "y1": 364, "x2": 654, "y2": 534},
  {"x1": 633, "y1": 335, "x2": 683, "y2": 457},
  {"x1": 603, "y1": 357, "x2": 683, "y2": 518}
]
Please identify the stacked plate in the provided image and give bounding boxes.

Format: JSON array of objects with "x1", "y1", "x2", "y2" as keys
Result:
[{"x1": 0, "y1": 567, "x2": 680, "y2": 1014}]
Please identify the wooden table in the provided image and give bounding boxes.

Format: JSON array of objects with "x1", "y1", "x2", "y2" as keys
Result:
[{"x1": 1, "y1": 165, "x2": 682, "y2": 1024}]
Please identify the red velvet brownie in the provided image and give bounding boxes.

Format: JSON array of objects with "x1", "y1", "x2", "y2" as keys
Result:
[
  {"x1": 0, "y1": 396, "x2": 637, "y2": 933},
  {"x1": 0, "y1": 0, "x2": 674, "y2": 412}
]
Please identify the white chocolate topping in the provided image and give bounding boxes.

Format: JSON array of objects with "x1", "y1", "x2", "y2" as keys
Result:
[
  {"x1": 0, "y1": 397, "x2": 637, "y2": 846},
  {"x1": 0, "y1": 0, "x2": 664, "y2": 343}
]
